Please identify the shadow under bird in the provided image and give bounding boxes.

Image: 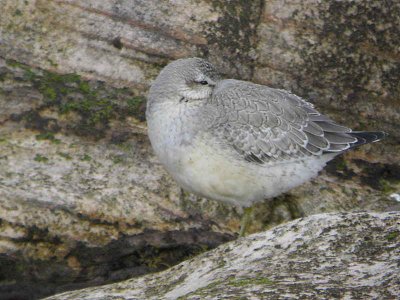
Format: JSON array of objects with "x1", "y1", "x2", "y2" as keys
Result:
[{"x1": 146, "y1": 58, "x2": 386, "y2": 228}]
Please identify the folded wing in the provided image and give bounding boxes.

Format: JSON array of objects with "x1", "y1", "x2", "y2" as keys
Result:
[{"x1": 208, "y1": 79, "x2": 384, "y2": 163}]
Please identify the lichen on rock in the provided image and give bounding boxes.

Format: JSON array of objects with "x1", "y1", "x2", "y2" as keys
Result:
[{"x1": 44, "y1": 212, "x2": 400, "y2": 300}]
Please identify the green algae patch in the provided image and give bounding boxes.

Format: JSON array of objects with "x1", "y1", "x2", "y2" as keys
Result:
[
  {"x1": 80, "y1": 154, "x2": 92, "y2": 161},
  {"x1": 386, "y1": 231, "x2": 399, "y2": 241},
  {"x1": 228, "y1": 277, "x2": 275, "y2": 287},
  {"x1": 5, "y1": 59, "x2": 146, "y2": 140},
  {"x1": 36, "y1": 132, "x2": 61, "y2": 144},
  {"x1": 57, "y1": 152, "x2": 72, "y2": 160},
  {"x1": 34, "y1": 154, "x2": 49, "y2": 163},
  {"x1": 126, "y1": 96, "x2": 146, "y2": 116}
]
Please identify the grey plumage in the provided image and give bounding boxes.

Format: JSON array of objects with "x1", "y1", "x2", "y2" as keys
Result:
[
  {"x1": 146, "y1": 57, "x2": 387, "y2": 207},
  {"x1": 209, "y1": 79, "x2": 385, "y2": 162}
]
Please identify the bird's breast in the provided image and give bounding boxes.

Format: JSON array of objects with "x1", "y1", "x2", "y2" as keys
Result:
[{"x1": 147, "y1": 102, "x2": 200, "y2": 169}]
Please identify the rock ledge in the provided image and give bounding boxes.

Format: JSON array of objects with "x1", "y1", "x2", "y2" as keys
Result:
[{"x1": 46, "y1": 212, "x2": 400, "y2": 299}]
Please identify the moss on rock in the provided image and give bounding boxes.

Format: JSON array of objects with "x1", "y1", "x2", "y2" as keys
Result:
[{"x1": 4, "y1": 59, "x2": 146, "y2": 139}]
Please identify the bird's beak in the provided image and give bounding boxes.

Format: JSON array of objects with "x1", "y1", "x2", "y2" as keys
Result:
[{"x1": 208, "y1": 81, "x2": 217, "y2": 87}]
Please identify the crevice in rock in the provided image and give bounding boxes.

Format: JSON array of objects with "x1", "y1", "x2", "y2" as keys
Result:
[{"x1": 0, "y1": 229, "x2": 235, "y2": 300}]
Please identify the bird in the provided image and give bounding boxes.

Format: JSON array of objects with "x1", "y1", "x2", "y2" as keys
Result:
[{"x1": 146, "y1": 57, "x2": 386, "y2": 234}]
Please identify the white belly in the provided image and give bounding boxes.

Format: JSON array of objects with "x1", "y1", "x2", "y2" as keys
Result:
[{"x1": 160, "y1": 135, "x2": 333, "y2": 207}]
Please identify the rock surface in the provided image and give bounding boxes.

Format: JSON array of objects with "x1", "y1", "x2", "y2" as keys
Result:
[
  {"x1": 0, "y1": 58, "x2": 239, "y2": 300},
  {"x1": 45, "y1": 212, "x2": 400, "y2": 300},
  {"x1": 1, "y1": 0, "x2": 400, "y2": 299},
  {"x1": 256, "y1": 1, "x2": 400, "y2": 149}
]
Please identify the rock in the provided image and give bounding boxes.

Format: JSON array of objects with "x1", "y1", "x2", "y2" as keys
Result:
[
  {"x1": 44, "y1": 212, "x2": 400, "y2": 299},
  {"x1": 255, "y1": 0, "x2": 400, "y2": 160},
  {"x1": 2, "y1": 1, "x2": 399, "y2": 145},
  {"x1": 0, "y1": 58, "x2": 238, "y2": 300},
  {"x1": 1, "y1": 1, "x2": 399, "y2": 299},
  {"x1": 0, "y1": 0, "x2": 262, "y2": 85}
]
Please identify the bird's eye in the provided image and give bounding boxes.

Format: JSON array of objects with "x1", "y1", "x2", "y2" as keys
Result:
[{"x1": 199, "y1": 80, "x2": 208, "y2": 85}]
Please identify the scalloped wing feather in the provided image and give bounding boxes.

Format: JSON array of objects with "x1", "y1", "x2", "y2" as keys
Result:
[{"x1": 208, "y1": 80, "x2": 366, "y2": 163}]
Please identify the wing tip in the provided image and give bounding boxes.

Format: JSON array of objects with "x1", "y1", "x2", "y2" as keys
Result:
[
  {"x1": 321, "y1": 131, "x2": 387, "y2": 155},
  {"x1": 350, "y1": 131, "x2": 388, "y2": 145}
]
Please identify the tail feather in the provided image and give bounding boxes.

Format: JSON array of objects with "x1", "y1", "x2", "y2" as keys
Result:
[{"x1": 348, "y1": 131, "x2": 388, "y2": 149}]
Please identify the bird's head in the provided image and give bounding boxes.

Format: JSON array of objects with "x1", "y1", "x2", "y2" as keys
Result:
[{"x1": 148, "y1": 57, "x2": 221, "y2": 103}]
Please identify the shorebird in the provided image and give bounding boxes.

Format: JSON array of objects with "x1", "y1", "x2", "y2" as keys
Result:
[{"x1": 146, "y1": 58, "x2": 386, "y2": 235}]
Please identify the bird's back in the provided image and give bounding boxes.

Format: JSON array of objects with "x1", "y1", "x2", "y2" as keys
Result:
[{"x1": 207, "y1": 79, "x2": 386, "y2": 165}]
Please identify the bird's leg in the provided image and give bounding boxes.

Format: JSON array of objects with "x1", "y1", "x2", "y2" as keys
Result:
[{"x1": 239, "y1": 206, "x2": 253, "y2": 237}]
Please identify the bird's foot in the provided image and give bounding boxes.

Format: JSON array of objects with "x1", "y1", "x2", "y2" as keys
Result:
[{"x1": 239, "y1": 206, "x2": 253, "y2": 237}]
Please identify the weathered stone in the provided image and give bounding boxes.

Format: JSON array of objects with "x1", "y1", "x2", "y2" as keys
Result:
[
  {"x1": 0, "y1": 58, "x2": 238, "y2": 299},
  {"x1": 0, "y1": 0, "x2": 262, "y2": 86},
  {"x1": 255, "y1": 0, "x2": 400, "y2": 159},
  {"x1": 45, "y1": 212, "x2": 400, "y2": 299}
]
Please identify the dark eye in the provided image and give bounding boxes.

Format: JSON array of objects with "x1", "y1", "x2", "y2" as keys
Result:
[{"x1": 199, "y1": 80, "x2": 208, "y2": 85}]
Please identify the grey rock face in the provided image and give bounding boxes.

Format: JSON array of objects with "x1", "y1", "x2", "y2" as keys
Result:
[
  {"x1": 1, "y1": 0, "x2": 399, "y2": 299},
  {"x1": 0, "y1": 0, "x2": 261, "y2": 85},
  {"x1": 45, "y1": 212, "x2": 400, "y2": 300},
  {"x1": 0, "y1": 58, "x2": 237, "y2": 299},
  {"x1": 255, "y1": 1, "x2": 400, "y2": 155}
]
